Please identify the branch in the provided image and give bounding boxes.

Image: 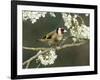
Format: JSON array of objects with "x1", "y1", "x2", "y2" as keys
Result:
[
  {"x1": 23, "y1": 41, "x2": 87, "y2": 68},
  {"x1": 23, "y1": 47, "x2": 49, "y2": 51},
  {"x1": 23, "y1": 41, "x2": 86, "y2": 51},
  {"x1": 56, "y1": 41, "x2": 86, "y2": 50},
  {"x1": 23, "y1": 49, "x2": 49, "y2": 66}
]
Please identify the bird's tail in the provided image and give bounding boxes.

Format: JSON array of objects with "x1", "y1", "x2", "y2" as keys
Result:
[{"x1": 37, "y1": 39, "x2": 46, "y2": 42}]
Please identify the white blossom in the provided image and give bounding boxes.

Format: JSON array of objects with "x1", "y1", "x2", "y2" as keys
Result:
[
  {"x1": 62, "y1": 13, "x2": 89, "y2": 42},
  {"x1": 23, "y1": 11, "x2": 57, "y2": 24},
  {"x1": 23, "y1": 11, "x2": 47, "y2": 24},
  {"x1": 73, "y1": 14, "x2": 78, "y2": 25},
  {"x1": 37, "y1": 49, "x2": 57, "y2": 66},
  {"x1": 70, "y1": 24, "x2": 90, "y2": 42},
  {"x1": 41, "y1": 12, "x2": 47, "y2": 18},
  {"x1": 49, "y1": 12, "x2": 56, "y2": 17},
  {"x1": 85, "y1": 14, "x2": 89, "y2": 17},
  {"x1": 62, "y1": 13, "x2": 72, "y2": 29},
  {"x1": 74, "y1": 14, "x2": 78, "y2": 18}
]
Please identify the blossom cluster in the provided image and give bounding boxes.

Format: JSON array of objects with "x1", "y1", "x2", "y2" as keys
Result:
[
  {"x1": 37, "y1": 49, "x2": 57, "y2": 66},
  {"x1": 70, "y1": 24, "x2": 89, "y2": 42},
  {"x1": 62, "y1": 13, "x2": 90, "y2": 42},
  {"x1": 23, "y1": 11, "x2": 47, "y2": 24},
  {"x1": 23, "y1": 11, "x2": 56, "y2": 24},
  {"x1": 62, "y1": 13, "x2": 72, "y2": 29}
]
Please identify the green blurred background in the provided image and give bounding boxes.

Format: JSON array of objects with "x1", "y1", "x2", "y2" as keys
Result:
[{"x1": 22, "y1": 12, "x2": 89, "y2": 68}]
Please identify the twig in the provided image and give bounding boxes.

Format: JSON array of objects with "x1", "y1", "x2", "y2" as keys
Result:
[
  {"x1": 56, "y1": 41, "x2": 86, "y2": 50},
  {"x1": 23, "y1": 41, "x2": 86, "y2": 68},
  {"x1": 23, "y1": 47, "x2": 49, "y2": 51},
  {"x1": 37, "y1": 63, "x2": 41, "y2": 68},
  {"x1": 23, "y1": 49, "x2": 49, "y2": 66},
  {"x1": 26, "y1": 61, "x2": 31, "y2": 68},
  {"x1": 23, "y1": 41, "x2": 86, "y2": 51}
]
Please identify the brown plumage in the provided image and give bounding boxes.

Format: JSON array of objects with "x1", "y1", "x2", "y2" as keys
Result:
[{"x1": 39, "y1": 27, "x2": 67, "y2": 46}]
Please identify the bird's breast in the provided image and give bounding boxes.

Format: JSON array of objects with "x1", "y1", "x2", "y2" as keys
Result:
[
  {"x1": 52, "y1": 33, "x2": 63, "y2": 41},
  {"x1": 57, "y1": 35, "x2": 63, "y2": 41}
]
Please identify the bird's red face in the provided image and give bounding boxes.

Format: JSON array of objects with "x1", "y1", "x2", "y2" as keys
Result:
[{"x1": 56, "y1": 27, "x2": 67, "y2": 35}]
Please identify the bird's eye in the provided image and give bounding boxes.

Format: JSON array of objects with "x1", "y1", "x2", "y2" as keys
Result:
[{"x1": 61, "y1": 28, "x2": 64, "y2": 32}]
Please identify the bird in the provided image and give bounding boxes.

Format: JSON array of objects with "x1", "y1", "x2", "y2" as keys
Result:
[{"x1": 38, "y1": 27, "x2": 67, "y2": 46}]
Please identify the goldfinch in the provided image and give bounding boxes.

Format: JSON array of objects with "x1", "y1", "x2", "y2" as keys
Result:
[{"x1": 39, "y1": 27, "x2": 67, "y2": 46}]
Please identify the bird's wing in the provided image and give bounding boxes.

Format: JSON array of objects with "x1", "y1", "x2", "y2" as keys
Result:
[{"x1": 42, "y1": 30, "x2": 56, "y2": 40}]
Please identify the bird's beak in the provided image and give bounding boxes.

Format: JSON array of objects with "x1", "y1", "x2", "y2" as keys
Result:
[{"x1": 64, "y1": 29, "x2": 67, "y2": 32}]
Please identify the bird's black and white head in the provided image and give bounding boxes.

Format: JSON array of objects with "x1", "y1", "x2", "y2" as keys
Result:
[{"x1": 56, "y1": 27, "x2": 67, "y2": 35}]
